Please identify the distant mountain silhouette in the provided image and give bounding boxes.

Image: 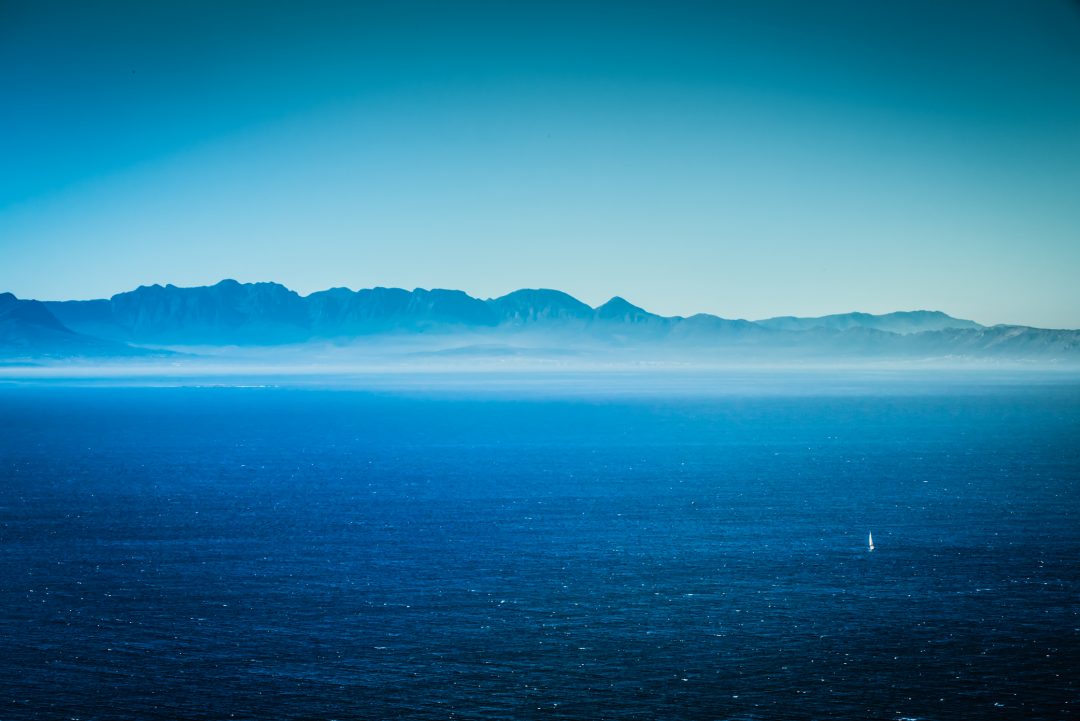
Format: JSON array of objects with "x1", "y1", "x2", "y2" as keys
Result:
[
  {"x1": 3, "y1": 279, "x2": 1070, "y2": 363},
  {"x1": 45, "y1": 280, "x2": 310, "y2": 344},
  {"x1": 756, "y1": 310, "x2": 982, "y2": 334},
  {"x1": 306, "y1": 286, "x2": 497, "y2": 335}
]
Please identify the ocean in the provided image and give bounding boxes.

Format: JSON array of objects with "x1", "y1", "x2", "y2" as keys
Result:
[{"x1": 1, "y1": 374, "x2": 1078, "y2": 719}]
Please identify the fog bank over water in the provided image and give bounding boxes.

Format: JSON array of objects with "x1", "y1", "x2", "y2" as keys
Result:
[{"x1": 3, "y1": 361, "x2": 1077, "y2": 400}]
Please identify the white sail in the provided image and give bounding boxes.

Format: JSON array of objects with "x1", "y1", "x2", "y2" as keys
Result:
[{"x1": 868, "y1": 532, "x2": 875, "y2": 551}]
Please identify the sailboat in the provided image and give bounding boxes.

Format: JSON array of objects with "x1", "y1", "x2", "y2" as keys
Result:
[{"x1": 868, "y1": 532, "x2": 875, "y2": 552}]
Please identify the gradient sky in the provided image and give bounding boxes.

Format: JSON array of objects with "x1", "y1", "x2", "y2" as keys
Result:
[{"x1": 2, "y1": 1, "x2": 1079, "y2": 327}]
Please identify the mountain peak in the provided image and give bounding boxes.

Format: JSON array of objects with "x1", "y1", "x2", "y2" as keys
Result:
[
  {"x1": 595, "y1": 296, "x2": 655, "y2": 322},
  {"x1": 489, "y1": 289, "x2": 593, "y2": 324},
  {"x1": 596, "y1": 296, "x2": 634, "y2": 310}
]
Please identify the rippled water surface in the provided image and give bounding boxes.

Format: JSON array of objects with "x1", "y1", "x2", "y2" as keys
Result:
[{"x1": 1, "y1": 379, "x2": 1078, "y2": 719}]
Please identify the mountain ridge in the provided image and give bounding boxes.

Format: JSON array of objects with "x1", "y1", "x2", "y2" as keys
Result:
[
  {"x1": 39, "y1": 279, "x2": 998, "y2": 341},
  {"x1": 0, "y1": 280, "x2": 1074, "y2": 363}
]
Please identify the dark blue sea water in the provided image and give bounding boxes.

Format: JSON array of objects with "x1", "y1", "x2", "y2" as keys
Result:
[{"x1": 1, "y1": 376, "x2": 1078, "y2": 720}]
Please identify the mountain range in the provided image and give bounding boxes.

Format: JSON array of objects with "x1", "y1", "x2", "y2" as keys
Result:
[{"x1": 1, "y1": 279, "x2": 1077, "y2": 364}]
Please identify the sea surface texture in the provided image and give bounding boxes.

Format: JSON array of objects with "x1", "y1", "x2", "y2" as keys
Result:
[{"x1": 1, "y1": 377, "x2": 1078, "y2": 720}]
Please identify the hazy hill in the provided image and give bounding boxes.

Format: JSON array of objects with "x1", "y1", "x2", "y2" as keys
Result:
[
  {"x1": 757, "y1": 310, "x2": 982, "y2": 334},
  {"x1": 0, "y1": 293, "x2": 143, "y2": 358}
]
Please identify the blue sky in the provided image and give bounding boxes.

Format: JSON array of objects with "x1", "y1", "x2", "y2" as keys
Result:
[{"x1": 2, "y1": 0, "x2": 1079, "y2": 327}]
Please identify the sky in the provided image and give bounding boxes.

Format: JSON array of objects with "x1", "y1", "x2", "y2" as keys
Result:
[{"x1": 2, "y1": 1, "x2": 1079, "y2": 328}]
